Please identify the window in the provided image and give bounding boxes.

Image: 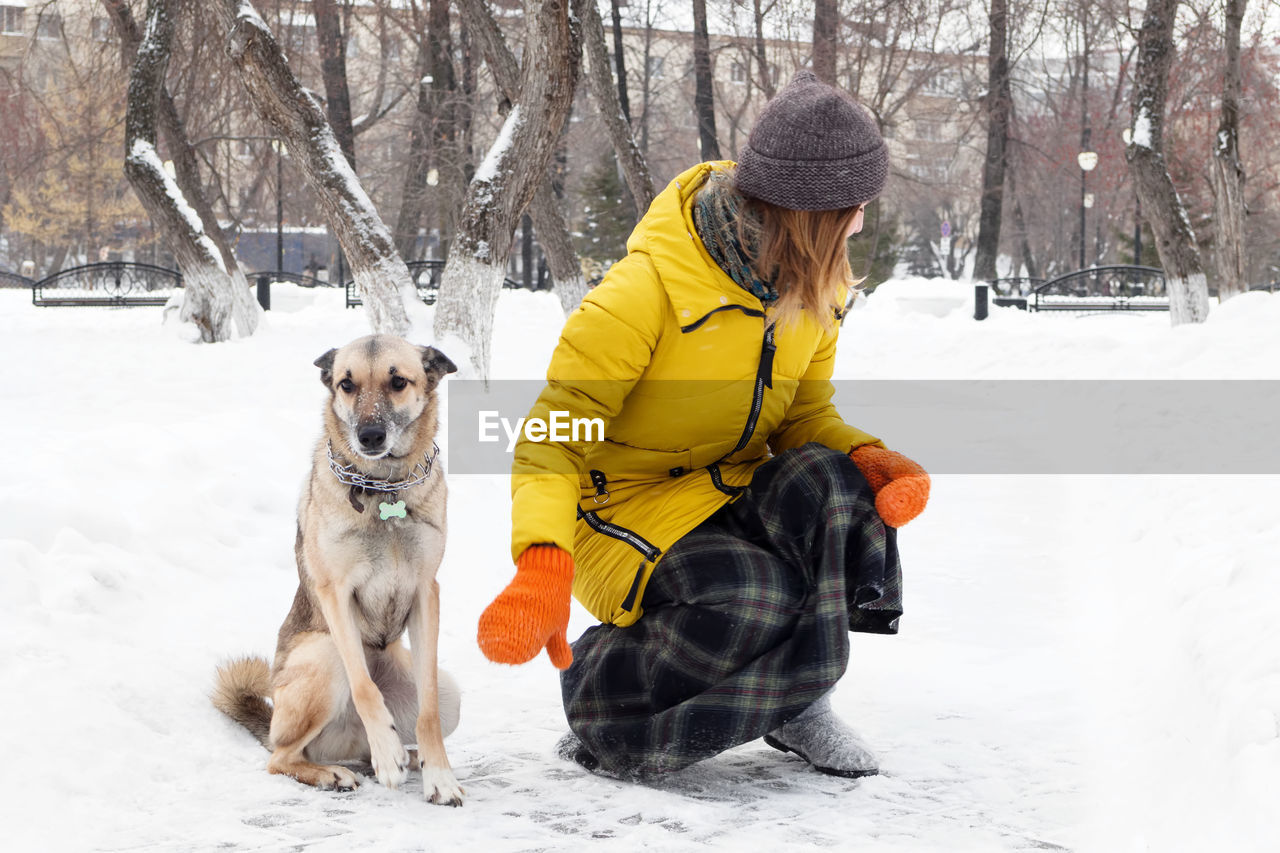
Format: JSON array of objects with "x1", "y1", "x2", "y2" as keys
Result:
[
  {"x1": 646, "y1": 55, "x2": 664, "y2": 79},
  {"x1": 914, "y1": 120, "x2": 943, "y2": 142},
  {"x1": 1, "y1": 5, "x2": 24, "y2": 34},
  {"x1": 36, "y1": 11, "x2": 61, "y2": 40},
  {"x1": 923, "y1": 71, "x2": 956, "y2": 97},
  {"x1": 384, "y1": 37, "x2": 400, "y2": 62},
  {"x1": 345, "y1": 32, "x2": 358, "y2": 59},
  {"x1": 284, "y1": 22, "x2": 314, "y2": 51},
  {"x1": 91, "y1": 16, "x2": 113, "y2": 42},
  {"x1": 730, "y1": 60, "x2": 747, "y2": 84}
]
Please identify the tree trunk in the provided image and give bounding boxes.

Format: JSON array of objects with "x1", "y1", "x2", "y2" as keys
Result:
[
  {"x1": 219, "y1": 0, "x2": 415, "y2": 335},
  {"x1": 393, "y1": 0, "x2": 458, "y2": 260},
  {"x1": 609, "y1": 0, "x2": 631, "y2": 123},
  {"x1": 124, "y1": 0, "x2": 258, "y2": 342},
  {"x1": 1007, "y1": 160, "x2": 1038, "y2": 279},
  {"x1": 456, "y1": 0, "x2": 588, "y2": 313},
  {"x1": 434, "y1": 0, "x2": 581, "y2": 377},
  {"x1": 1125, "y1": 0, "x2": 1209, "y2": 325},
  {"x1": 313, "y1": 0, "x2": 356, "y2": 168},
  {"x1": 691, "y1": 0, "x2": 720, "y2": 160},
  {"x1": 812, "y1": 0, "x2": 837, "y2": 85},
  {"x1": 752, "y1": 0, "x2": 775, "y2": 98},
  {"x1": 581, "y1": 0, "x2": 654, "y2": 217},
  {"x1": 1210, "y1": 0, "x2": 1248, "y2": 301},
  {"x1": 972, "y1": 0, "x2": 1011, "y2": 283},
  {"x1": 101, "y1": 0, "x2": 242, "y2": 279}
]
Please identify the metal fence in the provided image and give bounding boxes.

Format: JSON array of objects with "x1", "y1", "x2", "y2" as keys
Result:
[{"x1": 31, "y1": 262, "x2": 183, "y2": 307}]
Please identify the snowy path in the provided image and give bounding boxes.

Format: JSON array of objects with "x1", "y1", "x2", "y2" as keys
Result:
[{"x1": 3, "y1": 287, "x2": 1277, "y2": 851}]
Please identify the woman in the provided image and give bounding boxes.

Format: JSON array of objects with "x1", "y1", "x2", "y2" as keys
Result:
[{"x1": 477, "y1": 71, "x2": 929, "y2": 781}]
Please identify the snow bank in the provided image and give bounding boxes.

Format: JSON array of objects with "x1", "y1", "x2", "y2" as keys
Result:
[{"x1": 2, "y1": 284, "x2": 1278, "y2": 851}]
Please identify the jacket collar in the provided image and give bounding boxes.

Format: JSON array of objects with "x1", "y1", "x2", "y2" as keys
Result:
[{"x1": 629, "y1": 161, "x2": 766, "y2": 331}]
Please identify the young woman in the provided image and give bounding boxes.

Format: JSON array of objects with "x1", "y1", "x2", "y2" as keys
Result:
[{"x1": 477, "y1": 71, "x2": 929, "y2": 781}]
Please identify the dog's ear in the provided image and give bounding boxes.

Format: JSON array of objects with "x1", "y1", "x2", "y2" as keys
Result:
[
  {"x1": 314, "y1": 348, "x2": 337, "y2": 388},
  {"x1": 419, "y1": 346, "x2": 458, "y2": 379}
]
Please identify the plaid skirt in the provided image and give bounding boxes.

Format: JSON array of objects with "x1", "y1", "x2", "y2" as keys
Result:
[{"x1": 559, "y1": 443, "x2": 902, "y2": 779}]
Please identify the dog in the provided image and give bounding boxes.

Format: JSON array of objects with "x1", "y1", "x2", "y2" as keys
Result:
[{"x1": 213, "y1": 334, "x2": 463, "y2": 805}]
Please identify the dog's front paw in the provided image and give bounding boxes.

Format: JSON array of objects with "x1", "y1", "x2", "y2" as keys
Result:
[
  {"x1": 367, "y1": 724, "x2": 410, "y2": 790},
  {"x1": 420, "y1": 764, "x2": 464, "y2": 807}
]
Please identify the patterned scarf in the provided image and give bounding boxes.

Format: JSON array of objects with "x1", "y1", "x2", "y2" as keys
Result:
[{"x1": 692, "y1": 170, "x2": 778, "y2": 306}]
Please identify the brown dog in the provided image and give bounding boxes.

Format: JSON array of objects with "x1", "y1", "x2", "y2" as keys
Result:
[{"x1": 213, "y1": 334, "x2": 463, "y2": 805}]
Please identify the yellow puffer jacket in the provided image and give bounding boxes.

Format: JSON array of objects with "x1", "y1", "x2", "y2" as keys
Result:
[{"x1": 510, "y1": 161, "x2": 882, "y2": 627}]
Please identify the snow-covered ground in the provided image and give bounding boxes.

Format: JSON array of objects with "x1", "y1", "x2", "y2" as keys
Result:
[{"x1": 2, "y1": 280, "x2": 1276, "y2": 852}]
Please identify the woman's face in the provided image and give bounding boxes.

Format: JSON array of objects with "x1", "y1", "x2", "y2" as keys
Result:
[{"x1": 846, "y1": 206, "x2": 866, "y2": 237}]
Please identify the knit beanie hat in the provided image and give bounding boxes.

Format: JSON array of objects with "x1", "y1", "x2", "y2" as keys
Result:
[{"x1": 735, "y1": 70, "x2": 889, "y2": 210}]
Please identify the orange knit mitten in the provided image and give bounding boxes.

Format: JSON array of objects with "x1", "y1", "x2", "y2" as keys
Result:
[
  {"x1": 477, "y1": 545, "x2": 575, "y2": 670},
  {"x1": 849, "y1": 445, "x2": 931, "y2": 528}
]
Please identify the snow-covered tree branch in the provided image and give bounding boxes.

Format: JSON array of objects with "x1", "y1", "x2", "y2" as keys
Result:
[
  {"x1": 124, "y1": 0, "x2": 259, "y2": 342},
  {"x1": 216, "y1": 0, "x2": 420, "y2": 336},
  {"x1": 434, "y1": 0, "x2": 582, "y2": 376}
]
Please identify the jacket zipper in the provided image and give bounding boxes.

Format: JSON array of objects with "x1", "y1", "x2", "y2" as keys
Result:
[
  {"x1": 707, "y1": 462, "x2": 746, "y2": 496},
  {"x1": 728, "y1": 324, "x2": 776, "y2": 456},
  {"x1": 577, "y1": 506, "x2": 661, "y2": 562},
  {"x1": 680, "y1": 304, "x2": 766, "y2": 334}
]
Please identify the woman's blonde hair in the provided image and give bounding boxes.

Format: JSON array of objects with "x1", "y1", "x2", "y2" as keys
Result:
[{"x1": 740, "y1": 198, "x2": 864, "y2": 333}]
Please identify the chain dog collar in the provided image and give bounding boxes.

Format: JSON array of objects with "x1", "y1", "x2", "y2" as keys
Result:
[{"x1": 326, "y1": 440, "x2": 439, "y2": 519}]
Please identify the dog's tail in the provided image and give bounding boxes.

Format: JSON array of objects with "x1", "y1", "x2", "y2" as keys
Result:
[{"x1": 212, "y1": 656, "x2": 273, "y2": 749}]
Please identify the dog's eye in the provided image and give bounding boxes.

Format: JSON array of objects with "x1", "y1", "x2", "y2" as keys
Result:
[
  {"x1": 338, "y1": 378, "x2": 355, "y2": 393},
  {"x1": 390, "y1": 375, "x2": 408, "y2": 391}
]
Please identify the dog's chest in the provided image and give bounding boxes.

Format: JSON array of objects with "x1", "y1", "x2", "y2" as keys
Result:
[{"x1": 349, "y1": 523, "x2": 428, "y2": 648}]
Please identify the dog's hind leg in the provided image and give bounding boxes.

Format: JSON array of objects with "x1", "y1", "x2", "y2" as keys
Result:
[
  {"x1": 377, "y1": 645, "x2": 461, "y2": 744},
  {"x1": 266, "y1": 632, "x2": 363, "y2": 792}
]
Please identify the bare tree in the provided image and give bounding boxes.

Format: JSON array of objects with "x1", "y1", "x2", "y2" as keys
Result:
[
  {"x1": 101, "y1": 0, "x2": 242, "y2": 278},
  {"x1": 691, "y1": 0, "x2": 720, "y2": 159},
  {"x1": 456, "y1": 0, "x2": 589, "y2": 314},
  {"x1": 751, "y1": 0, "x2": 777, "y2": 99},
  {"x1": 812, "y1": 0, "x2": 838, "y2": 84},
  {"x1": 218, "y1": 0, "x2": 418, "y2": 335},
  {"x1": 433, "y1": 0, "x2": 582, "y2": 376},
  {"x1": 973, "y1": 0, "x2": 1012, "y2": 282},
  {"x1": 581, "y1": 0, "x2": 655, "y2": 216},
  {"x1": 313, "y1": 0, "x2": 356, "y2": 167},
  {"x1": 393, "y1": 0, "x2": 461, "y2": 260},
  {"x1": 1125, "y1": 0, "x2": 1209, "y2": 325},
  {"x1": 609, "y1": 0, "x2": 633, "y2": 121},
  {"x1": 124, "y1": 0, "x2": 259, "y2": 342},
  {"x1": 1210, "y1": 0, "x2": 1248, "y2": 300}
]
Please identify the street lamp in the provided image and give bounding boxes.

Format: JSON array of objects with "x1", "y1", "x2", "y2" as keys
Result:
[
  {"x1": 1077, "y1": 150, "x2": 1098, "y2": 269},
  {"x1": 271, "y1": 139, "x2": 286, "y2": 274}
]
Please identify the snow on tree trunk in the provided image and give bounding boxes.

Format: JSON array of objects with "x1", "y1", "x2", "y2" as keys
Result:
[
  {"x1": 103, "y1": 0, "x2": 245, "y2": 283},
  {"x1": 124, "y1": 0, "x2": 258, "y2": 343},
  {"x1": 451, "y1": 0, "x2": 586, "y2": 318},
  {"x1": 1210, "y1": 0, "x2": 1248, "y2": 301},
  {"x1": 435, "y1": 0, "x2": 581, "y2": 377},
  {"x1": 218, "y1": 0, "x2": 417, "y2": 336},
  {"x1": 581, "y1": 0, "x2": 654, "y2": 217},
  {"x1": 1125, "y1": 0, "x2": 1209, "y2": 326},
  {"x1": 972, "y1": 0, "x2": 1011, "y2": 283}
]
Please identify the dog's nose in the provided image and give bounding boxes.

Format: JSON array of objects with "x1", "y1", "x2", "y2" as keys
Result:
[{"x1": 357, "y1": 424, "x2": 387, "y2": 450}]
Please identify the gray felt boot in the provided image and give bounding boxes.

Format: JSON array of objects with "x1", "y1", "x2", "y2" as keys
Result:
[{"x1": 763, "y1": 693, "x2": 879, "y2": 778}]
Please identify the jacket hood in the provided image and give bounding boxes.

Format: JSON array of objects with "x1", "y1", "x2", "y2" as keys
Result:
[{"x1": 627, "y1": 161, "x2": 764, "y2": 329}]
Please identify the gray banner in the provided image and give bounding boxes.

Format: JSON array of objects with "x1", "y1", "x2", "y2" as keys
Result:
[{"x1": 444, "y1": 379, "x2": 1280, "y2": 475}]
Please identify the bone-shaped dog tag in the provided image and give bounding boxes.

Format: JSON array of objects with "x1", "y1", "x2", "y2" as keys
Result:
[{"x1": 379, "y1": 500, "x2": 407, "y2": 520}]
